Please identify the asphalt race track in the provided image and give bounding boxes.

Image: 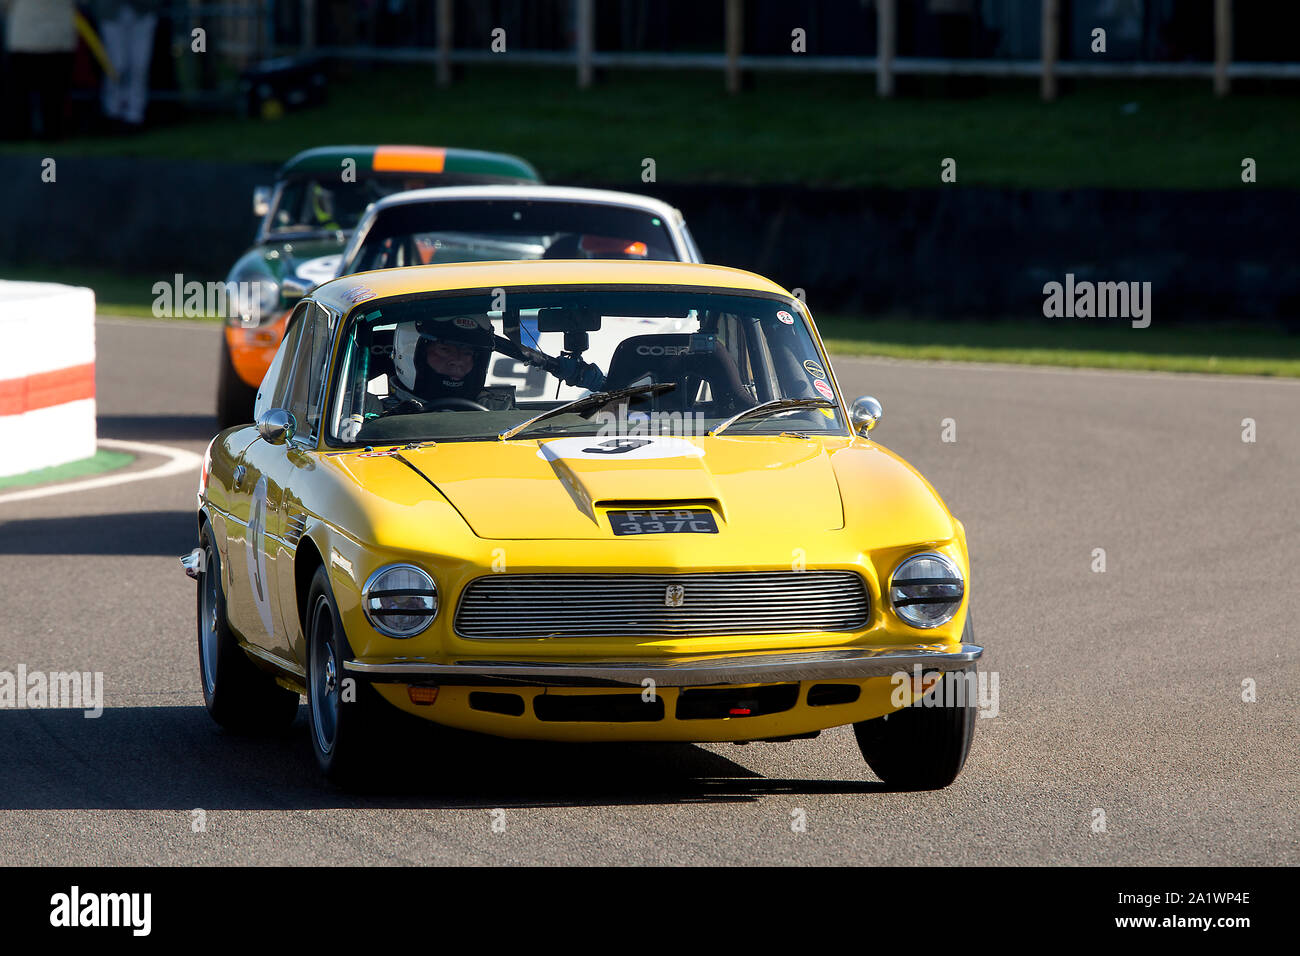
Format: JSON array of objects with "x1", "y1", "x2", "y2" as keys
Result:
[{"x1": 0, "y1": 316, "x2": 1295, "y2": 866}]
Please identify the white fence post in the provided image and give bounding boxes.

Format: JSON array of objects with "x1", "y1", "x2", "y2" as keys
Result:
[
  {"x1": 577, "y1": 0, "x2": 594, "y2": 89},
  {"x1": 1214, "y1": 0, "x2": 1232, "y2": 97},
  {"x1": 437, "y1": 0, "x2": 453, "y2": 87},
  {"x1": 725, "y1": 0, "x2": 742, "y2": 93},
  {"x1": 877, "y1": 0, "x2": 896, "y2": 98},
  {"x1": 1041, "y1": 0, "x2": 1060, "y2": 101}
]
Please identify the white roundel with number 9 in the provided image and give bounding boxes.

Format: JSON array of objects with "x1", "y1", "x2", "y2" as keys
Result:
[{"x1": 538, "y1": 436, "x2": 705, "y2": 462}]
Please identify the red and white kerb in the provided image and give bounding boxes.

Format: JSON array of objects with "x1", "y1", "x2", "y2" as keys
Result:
[{"x1": 0, "y1": 282, "x2": 97, "y2": 478}]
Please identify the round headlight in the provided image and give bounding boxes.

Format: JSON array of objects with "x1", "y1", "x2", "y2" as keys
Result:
[
  {"x1": 362, "y1": 564, "x2": 437, "y2": 638},
  {"x1": 889, "y1": 552, "x2": 964, "y2": 629}
]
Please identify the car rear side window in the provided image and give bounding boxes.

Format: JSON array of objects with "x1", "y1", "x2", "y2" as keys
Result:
[
  {"x1": 256, "y1": 301, "x2": 310, "y2": 421},
  {"x1": 283, "y1": 304, "x2": 332, "y2": 443}
]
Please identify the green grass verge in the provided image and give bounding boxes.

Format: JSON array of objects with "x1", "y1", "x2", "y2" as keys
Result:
[
  {"x1": 0, "y1": 265, "x2": 218, "y2": 320},
  {"x1": 3, "y1": 68, "x2": 1297, "y2": 188},
  {"x1": 5, "y1": 267, "x2": 1296, "y2": 377},
  {"x1": 0, "y1": 449, "x2": 135, "y2": 490},
  {"x1": 818, "y1": 315, "x2": 1300, "y2": 377}
]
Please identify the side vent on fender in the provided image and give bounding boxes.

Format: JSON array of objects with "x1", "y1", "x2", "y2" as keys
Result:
[{"x1": 284, "y1": 512, "x2": 307, "y2": 546}]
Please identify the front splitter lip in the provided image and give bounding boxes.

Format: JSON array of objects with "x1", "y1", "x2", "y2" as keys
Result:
[{"x1": 343, "y1": 643, "x2": 982, "y2": 688}]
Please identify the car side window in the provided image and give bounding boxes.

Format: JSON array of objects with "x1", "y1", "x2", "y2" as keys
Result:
[
  {"x1": 254, "y1": 301, "x2": 311, "y2": 420},
  {"x1": 303, "y1": 306, "x2": 338, "y2": 437},
  {"x1": 284, "y1": 304, "x2": 332, "y2": 443}
]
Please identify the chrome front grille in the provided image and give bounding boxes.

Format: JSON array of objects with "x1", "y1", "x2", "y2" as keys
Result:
[{"x1": 454, "y1": 571, "x2": 870, "y2": 639}]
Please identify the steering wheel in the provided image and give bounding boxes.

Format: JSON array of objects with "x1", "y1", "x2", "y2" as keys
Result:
[{"x1": 422, "y1": 396, "x2": 490, "y2": 412}]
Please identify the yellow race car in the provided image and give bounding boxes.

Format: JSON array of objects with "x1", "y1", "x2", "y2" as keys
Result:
[{"x1": 185, "y1": 259, "x2": 982, "y2": 789}]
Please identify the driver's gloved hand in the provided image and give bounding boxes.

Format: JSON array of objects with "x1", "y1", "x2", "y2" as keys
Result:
[
  {"x1": 577, "y1": 362, "x2": 607, "y2": 392},
  {"x1": 389, "y1": 399, "x2": 426, "y2": 415},
  {"x1": 552, "y1": 355, "x2": 606, "y2": 391}
]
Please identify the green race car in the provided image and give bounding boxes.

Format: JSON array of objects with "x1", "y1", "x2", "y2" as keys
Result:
[{"x1": 217, "y1": 145, "x2": 540, "y2": 428}]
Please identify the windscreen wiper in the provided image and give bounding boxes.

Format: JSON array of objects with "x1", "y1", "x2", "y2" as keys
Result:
[
  {"x1": 707, "y1": 397, "x2": 835, "y2": 437},
  {"x1": 498, "y1": 383, "x2": 677, "y2": 441}
]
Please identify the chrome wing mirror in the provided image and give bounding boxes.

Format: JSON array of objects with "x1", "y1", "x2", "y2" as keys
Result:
[
  {"x1": 850, "y1": 396, "x2": 883, "y2": 436},
  {"x1": 257, "y1": 408, "x2": 296, "y2": 445}
]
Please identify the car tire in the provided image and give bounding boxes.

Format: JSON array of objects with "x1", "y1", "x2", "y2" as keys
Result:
[
  {"x1": 216, "y1": 335, "x2": 258, "y2": 430},
  {"x1": 304, "y1": 565, "x2": 395, "y2": 787},
  {"x1": 197, "y1": 520, "x2": 301, "y2": 733},
  {"x1": 852, "y1": 618, "x2": 977, "y2": 790}
]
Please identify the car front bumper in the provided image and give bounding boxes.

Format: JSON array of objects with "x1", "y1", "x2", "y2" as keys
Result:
[{"x1": 344, "y1": 642, "x2": 983, "y2": 688}]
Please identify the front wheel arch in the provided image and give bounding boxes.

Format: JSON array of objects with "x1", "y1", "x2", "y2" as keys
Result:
[{"x1": 294, "y1": 533, "x2": 326, "y2": 642}]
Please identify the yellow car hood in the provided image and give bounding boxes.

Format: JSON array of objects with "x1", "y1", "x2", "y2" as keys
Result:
[
  {"x1": 375, "y1": 435, "x2": 844, "y2": 540},
  {"x1": 332, "y1": 435, "x2": 954, "y2": 547}
]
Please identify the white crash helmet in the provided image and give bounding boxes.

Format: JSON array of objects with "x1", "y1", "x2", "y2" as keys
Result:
[{"x1": 392, "y1": 314, "x2": 494, "y2": 400}]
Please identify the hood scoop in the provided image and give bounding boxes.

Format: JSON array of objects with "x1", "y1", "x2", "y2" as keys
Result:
[{"x1": 541, "y1": 443, "x2": 726, "y2": 527}]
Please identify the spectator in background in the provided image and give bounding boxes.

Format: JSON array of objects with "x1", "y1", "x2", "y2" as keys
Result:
[
  {"x1": 96, "y1": 0, "x2": 158, "y2": 130},
  {"x1": 2, "y1": 0, "x2": 76, "y2": 139}
]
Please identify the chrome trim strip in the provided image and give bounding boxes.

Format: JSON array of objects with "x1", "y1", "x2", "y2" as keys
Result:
[
  {"x1": 239, "y1": 640, "x2": 307, "y2": 680},
  {"x1": 343, "y1": 643, "x2": 982, "y2": 688}
]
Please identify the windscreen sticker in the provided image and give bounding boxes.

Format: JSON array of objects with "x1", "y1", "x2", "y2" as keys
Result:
[
  {"x1": 538, "y1": 436, "x2": 705, "y2": 462},
  {"x1": 803, "y1": 360, "x2": 826, "y2": 379},
  {"x1": 812, "y1": 378, "x2": 835, "y2": 401},
  {"x1": 776, "y1": 310, "x2": 795, "y2": 325}
]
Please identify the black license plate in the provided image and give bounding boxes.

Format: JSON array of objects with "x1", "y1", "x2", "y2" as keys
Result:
[{"x1": 608, "y1": 508, "x2": 719, "y2": 535}]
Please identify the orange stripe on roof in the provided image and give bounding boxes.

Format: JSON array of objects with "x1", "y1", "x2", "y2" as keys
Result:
[
  {"x1": 373, "y1": 146, "x2": 446, "y2": 173},
  {"x1": 0, "y1": 363, "x2": 96, "y2": 416}
]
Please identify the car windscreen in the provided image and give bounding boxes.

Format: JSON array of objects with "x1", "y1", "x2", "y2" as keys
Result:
[
  {"x1": 327, "y1": 287, "x2": 845, "y2": 445},
  {"x1": 269, "y1": 173, "x2": 451, "y2": 233},
  {"x1": 341, "y1": 200, "x2": 679, "y2": 273}
]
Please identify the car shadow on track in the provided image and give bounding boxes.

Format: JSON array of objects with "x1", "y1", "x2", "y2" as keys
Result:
[
  {"x1": 0, "y1": 511, "x2": 194, "y2": 556},
  {"x1": 0, "y1": 706, "x2": 886, "y2": 810},
  {"x1": 98, "y1": 414, "x2": 220, "y2": 443}
]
